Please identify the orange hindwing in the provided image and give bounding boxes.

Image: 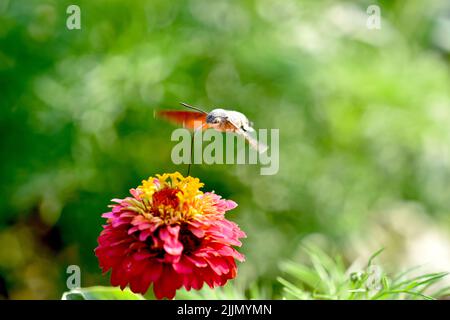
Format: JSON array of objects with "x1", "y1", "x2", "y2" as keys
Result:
[{"x1": 156, "y1": 110, "x2": 207, "y2": 130}]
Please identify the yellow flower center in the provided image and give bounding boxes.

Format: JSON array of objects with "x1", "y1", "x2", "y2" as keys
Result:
[{"x1": 137, "y1": 172, "x2": 205, "y2": 224}]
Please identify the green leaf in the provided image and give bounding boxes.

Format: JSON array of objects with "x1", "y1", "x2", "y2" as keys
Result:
[
  {"x1": 61, "y1": 286, "x2": 145, "y2": 300},
  {"x1": 174, "y1": 285, "x2": 246, "y2": 300},
  {"x1": 372, "y1": 290, "x2": 435, "y2": 300},
  {"x1": 367, "y1": 248, "x2": 385, "y2": 268}
]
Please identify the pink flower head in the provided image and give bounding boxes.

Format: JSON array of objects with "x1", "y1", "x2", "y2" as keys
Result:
[{"x1": 95, "y1": 172, "x2": 246, "y2": 299}]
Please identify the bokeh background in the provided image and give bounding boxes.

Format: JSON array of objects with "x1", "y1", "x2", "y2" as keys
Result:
[{"x1": 1, "y1": 0, "x2": 450, "y2": 299}]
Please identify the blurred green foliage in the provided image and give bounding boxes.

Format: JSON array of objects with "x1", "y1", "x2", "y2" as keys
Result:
[{"x1": 1, "y1": 0, "x2": 450, "y2": 299}]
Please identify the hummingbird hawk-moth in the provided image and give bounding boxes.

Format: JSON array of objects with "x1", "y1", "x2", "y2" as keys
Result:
[{"x1": 156, "y1": 103, "x2": 268, "y2": 153}]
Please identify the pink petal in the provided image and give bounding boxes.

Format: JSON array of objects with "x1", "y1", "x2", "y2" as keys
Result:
[{"x1": 159, "y1": 226, "x2": 183, "y2": 256}]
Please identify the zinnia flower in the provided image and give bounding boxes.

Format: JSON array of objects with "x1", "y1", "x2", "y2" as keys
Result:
[{"x1": 95, "y1": 172, "x2": 246, "y2": 299}]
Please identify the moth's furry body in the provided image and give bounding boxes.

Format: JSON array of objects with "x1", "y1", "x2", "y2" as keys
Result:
[{"x1": 206, "y1": 109, "x2": 254, "y2": 133}]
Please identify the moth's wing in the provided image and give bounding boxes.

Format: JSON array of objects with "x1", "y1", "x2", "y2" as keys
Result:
[
  {"x1": 155, "y1": 110, "x2": 207, "y2": 130},
  {"x1": 225, "y1": 119, "x2": 268, "y2": 154}
]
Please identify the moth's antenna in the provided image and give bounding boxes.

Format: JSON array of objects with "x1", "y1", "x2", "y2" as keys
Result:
[{"x1": 180, "y1": 102, "x2": 208, "y2": 114}]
